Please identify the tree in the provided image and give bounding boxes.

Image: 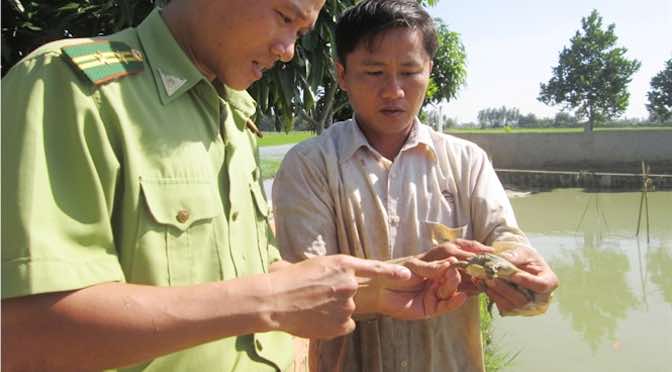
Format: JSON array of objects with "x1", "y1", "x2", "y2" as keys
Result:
[
  {"x1": 421, "y1": 18, "x2": 467, "y2": 134},
  {"x1": 477, "y1": 108, "x2": 493, "y2": 128},
  {"x1": 517, "y1": 113, "x2": 538, "y2": 128},
  {"x1": 553, "y1": 112, "x2": 579, "y2": 128},
  {"x1": 424, "y1": 18, "x2": 467, "y2": 106},
  {"x1": 646, "y1": 57, "x2": 672, "y2": 123},
  {"x1": 538, "y1": 9, "x2": 640, "y2": 132},
  {"x1": 423, "y1": 105, "x2": 456, "y2": 132},
  {"x1": 477, "y1": 106, "x2": 519, "y2": 128}
]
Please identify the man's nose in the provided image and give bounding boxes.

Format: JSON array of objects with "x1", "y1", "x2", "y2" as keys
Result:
[
  {"x1": 271, "y1": 38, "x2": 296, "y2": 63},
  {"x1": 381, "y1": 76, "x2": 405, "y2": 99}
]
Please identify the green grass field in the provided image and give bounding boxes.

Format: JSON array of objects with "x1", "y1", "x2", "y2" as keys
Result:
[
  {"x1": 259, "y1": 131, "x2": 314, "y2": 147},
  {"x1": 260, "y1": 158, "x2": 282, "y2": 180}
]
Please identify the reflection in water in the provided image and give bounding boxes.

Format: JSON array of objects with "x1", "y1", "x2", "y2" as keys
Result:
[
  {"x1": 497, "y1": 189, "x2": 672, "y2": 372},
  {"x1": 647, "y1": 241, "x2": 672, "y2": 306},
  {"x1": 551, "y1": 244, "x2": 639, "y2": 352}
]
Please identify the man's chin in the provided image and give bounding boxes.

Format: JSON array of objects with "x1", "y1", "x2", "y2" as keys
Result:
[
  {"x1": 378, "y1": 115, "x2": 414, "y2": 130},
  {"x1": 217, "y1": 71, "x2": 257, "y2": 91},
  {"x1": 226, "y1": 79, "x2": 254, "y2": 91}
]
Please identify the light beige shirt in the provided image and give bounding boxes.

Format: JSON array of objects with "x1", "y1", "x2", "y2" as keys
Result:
[{"x1": 273, "y1": 118, "x2": 528, "y2": 372}]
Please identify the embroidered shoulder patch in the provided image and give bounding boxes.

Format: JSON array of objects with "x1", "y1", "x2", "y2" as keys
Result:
[{"x1": 61, "y1": 41, "x2": 144, "y2": 85}]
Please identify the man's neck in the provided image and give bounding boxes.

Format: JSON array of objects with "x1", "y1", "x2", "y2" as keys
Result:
[
  {"x1": 356, "y1": 118, "x2": 414, "y2": 161},
  {"x1": 161, "y1": 4, "x2": 216, "y2": 81}
]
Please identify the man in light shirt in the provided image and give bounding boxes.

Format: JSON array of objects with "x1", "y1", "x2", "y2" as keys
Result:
[{"x1": 272, "y1": 1, "x2": 559, "y2": 371}]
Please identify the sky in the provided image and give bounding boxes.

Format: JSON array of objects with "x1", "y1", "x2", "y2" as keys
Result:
[{"x1": 426, "y1": 0, "x2": 671, "y2": 124}]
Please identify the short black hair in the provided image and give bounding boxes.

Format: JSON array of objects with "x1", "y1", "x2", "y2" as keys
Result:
[{"x1": 335, "y1": 0, "x2": 438, "y2": 65}]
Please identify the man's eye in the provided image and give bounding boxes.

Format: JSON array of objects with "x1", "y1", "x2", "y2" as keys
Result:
[
  {"x1": 365, "y1": 71, "x2": 383, "y2": 76},
  {"x1": 402, "y1": 71, "x2": 421, "y2": 76},
  {"x1": 276, "y1": 11, "x2": 293, "y2": 24}
]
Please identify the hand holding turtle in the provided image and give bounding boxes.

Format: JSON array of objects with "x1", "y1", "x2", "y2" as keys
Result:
[
  {"x1": 415, "y1": 240, "x2": 494, "y2": 297},
  {"x1": 370, "y1": 261, "x2": 467, "y2": 320},
  {"x1": 355, "y1": 240, "x2": 494, "y2": 320},
  {"x1": 453, "y1": 240, "x2": 558, "y2": 316}
]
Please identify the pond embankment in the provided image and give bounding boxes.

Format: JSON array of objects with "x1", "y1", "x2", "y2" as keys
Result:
[{"x1": 451, "y1": 130, "x2": 672, "y2": 190}]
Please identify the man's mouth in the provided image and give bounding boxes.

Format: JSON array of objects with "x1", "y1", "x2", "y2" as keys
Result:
[
  {"x1": 254, "y1": 61, "x2": 273, "y2": 71},
  {"x1": 380, "y1": 107, "x2": 405, "y2": 115},
  {"x1": 252, "y1": 61, "x2": 271, "y2": 79}
]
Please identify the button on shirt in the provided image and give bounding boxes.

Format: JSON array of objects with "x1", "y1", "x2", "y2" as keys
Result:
[
  {"x1": 2, "y1": 9, "x2": 291, "y2": 372},
  {"x1": 273, "y1": 118, "x2": 529, "y2": 372}
]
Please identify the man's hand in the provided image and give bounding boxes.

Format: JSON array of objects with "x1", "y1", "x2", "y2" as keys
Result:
[
  {"x1": 357, "y1": 240, "x2": 494, "y2": 320},
  {"x1": 375, "y1": 261, "x2": 466, "y2": 320},
  {"x1": 481, "y1": 244, "x2": 559, "y2": 316},
  {"x1": 267, "y1": 255, "x2": 411, "y2": 339},
  {"x1": 419, "y1": 239, "x2": 494, "y2": 297}
]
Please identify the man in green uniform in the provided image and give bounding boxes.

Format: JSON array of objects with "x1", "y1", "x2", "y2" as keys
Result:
[{"x1": 0, "y1": 0, "x2": 451, "y2": 370}]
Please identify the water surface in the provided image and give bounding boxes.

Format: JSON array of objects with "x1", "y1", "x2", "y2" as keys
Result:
[{"x1": 497, "y1": 189, "x2": 672, "y2": 372}]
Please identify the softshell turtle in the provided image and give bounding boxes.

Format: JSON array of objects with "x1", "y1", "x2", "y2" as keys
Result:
[
  {"x1": 429, "y1": 224, "x2": 551, "y2": 316},
  {"x1": 385, "y1": 223, "x2": 551, "y2": 316}
]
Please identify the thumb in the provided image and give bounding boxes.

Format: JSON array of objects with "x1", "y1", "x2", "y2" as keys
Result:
[
  {"x1": 403, "y1": 257, "x2": 454, "y2": 279},
  {"x1": 509, "y1": 271, "x2": 558, "y2": 294},
  {"x1": 454, "y1": 239, "x2": 494, "y2": 254},
  {"x1": 435, "y1": 292, "x2": 468, "y2": 315}
]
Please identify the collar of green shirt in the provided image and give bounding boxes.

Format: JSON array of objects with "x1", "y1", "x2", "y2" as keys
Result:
[
  {"x1": 215, "y1": 81, "x2": 257, "y2": 121},
  {"x1": 136, "y1": 8, "x2": 208, "y2": 105}
]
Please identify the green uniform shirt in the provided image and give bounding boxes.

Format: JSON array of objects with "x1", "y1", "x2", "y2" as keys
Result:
[{"x1": 1, "y1": 9, "x2": 292, "y2": 372}]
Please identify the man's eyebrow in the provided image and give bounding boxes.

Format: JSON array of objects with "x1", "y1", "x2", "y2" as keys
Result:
[
  {"x1": 401, "y1": 60, "x2": 423, "y2": 67},
  {"x1": 361, "y1": 60, "x2": 386, "y2": 66},
  {"x1": 359, "y1": 60, "x2": 423, "y2": 67},
  {"x1": 286, "y1": 2, "x2": 317, "y2": 36},
  {"x1": 287, "y1": 2, "x2": 310, "y2": 22}
]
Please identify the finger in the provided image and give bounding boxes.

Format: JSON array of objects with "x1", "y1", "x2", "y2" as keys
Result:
[
  {"x1": 422, "y1": 243, "x2": 473, "y2": 261},
  {"x1": 457, "y1": 274, "x2": 484, "y2": 294},
  {"x1": 403, "y1": 257, "x2": 453, "y2": 279},
  {"x1": 437, "y1": 268, "x2": 461, "y2": 299},
  {"x1": 484, "y1": 288, "x2": 516, "y2": 315},
  {"x1": 508, "y1": 270, "x2": 559, "y2": 294},
  {"x1": 342, "y1": 256, "x2": 412, "y2": 280},
  {"x1": 485, "y1": 279, "x2": 529, "y2": 308},
  {"x1": 437, "y1": 284, "x2": 457, "y2": 299},
  {"x1": 453, "y1": 239, "x2": 495, "y2": 253},
  {"x1": 498, "y1": 245, "x2": 539, "y2": 266},
  {"x1": 435, "y1": 292, "x2": 468, "y2": 315},
  {"x1": 457, "y1": 280, "x2": 482, "y2": 296}
]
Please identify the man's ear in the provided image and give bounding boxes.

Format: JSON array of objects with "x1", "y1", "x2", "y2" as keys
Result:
[{"x1": 336, "y1": 61, "x2": 348, "y2": 92}]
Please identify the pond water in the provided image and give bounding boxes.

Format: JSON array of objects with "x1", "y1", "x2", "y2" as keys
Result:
[{"x1": 496, "y1": 189, "x2": 672, "y2": 372}]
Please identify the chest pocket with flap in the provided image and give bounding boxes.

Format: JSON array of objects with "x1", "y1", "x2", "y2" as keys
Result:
[{"x1": 134, "y1": 178, "x2": 224, "y2": 286}]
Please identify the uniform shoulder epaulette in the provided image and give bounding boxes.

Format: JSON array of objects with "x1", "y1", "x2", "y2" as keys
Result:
[{"x1": 61, "y1": 40, "x2": 144, "y2": 86}]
